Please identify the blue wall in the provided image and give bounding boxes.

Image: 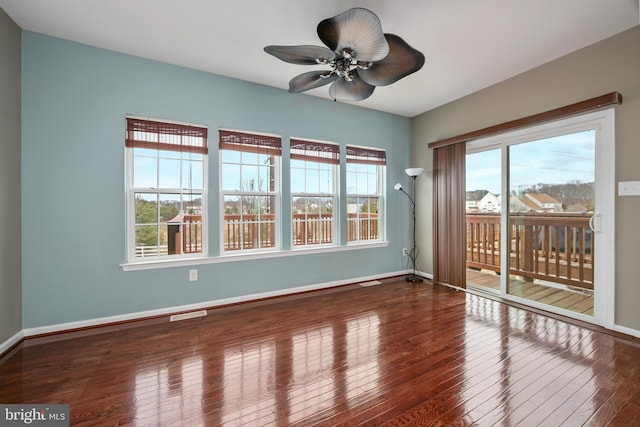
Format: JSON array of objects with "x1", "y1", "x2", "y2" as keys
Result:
[{"x1": 21, "y1": 32, "x2": 413, "y2": 328}]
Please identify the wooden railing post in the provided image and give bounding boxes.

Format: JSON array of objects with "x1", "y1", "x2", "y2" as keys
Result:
[
  {"x1": 465, "y1": 213, "x2": 593, "y2": 290},
  {"x1": 522, "y1": 224, "x2": 534, "y2": 281}
]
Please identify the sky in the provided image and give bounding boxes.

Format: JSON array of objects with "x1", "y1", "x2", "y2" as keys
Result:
[{"x1": 466, "y1": 130, "x2": 595, "y2": 194}]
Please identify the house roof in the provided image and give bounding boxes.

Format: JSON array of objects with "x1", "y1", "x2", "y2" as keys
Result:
[
  {"x1": 0, "y1": 0, "x2": 637, "y2": 117},
  {"x1": 515, "y1": 196, "x2": 542, "y2": 211},
  {"x1": 526, "y1": 193, "x2": 561, "y2": 205},
  {"x1": 466, "y1": 190, "x2": 488, "y2": 202}
]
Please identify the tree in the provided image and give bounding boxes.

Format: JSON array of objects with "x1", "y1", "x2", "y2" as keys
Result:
[
  {"x1": 521, "y1": 181, "x2": 595, "y2": 212},
  {"x1": 241, "y1": 178, "x2": 265, "y2": 214},
  {"x1": 135, "y1": 197, "x2": 162, "y2": 246},
  {"x1": 360, "y1": 198, "x2": 378, "y2": 214},
  {"x1": 160, "y1": 202, "x2": 179, "y2": 222}
]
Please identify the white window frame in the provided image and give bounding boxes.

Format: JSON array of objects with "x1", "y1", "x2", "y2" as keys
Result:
[
  {"x1": 290, "y1": 138, "x2": 339, "y2": 248},
  {"x1": 346, "y1": 145, "x2": 386, "y2": 244},
  {"x1": 219, "y1": 129, "x2": 281, "y2": 254},
  {"x1": 125, "y1": 117, "x2": 208, "y2": 263}
]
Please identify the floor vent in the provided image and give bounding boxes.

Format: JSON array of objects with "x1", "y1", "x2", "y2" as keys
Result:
[
  {"x1": 359, "y1": 280, "x2": 382, "y2": 287},
  {"x1": 170, "y1": 310, "x2": 207, "y2": 322}
]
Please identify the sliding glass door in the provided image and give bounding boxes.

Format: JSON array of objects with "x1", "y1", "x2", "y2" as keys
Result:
[
  {"x1": 466, "y1": 109, "x2": 615, "y2": 327},
  {"x1": 507, "y1": 131, "x2": 596, "y2": 316},
  {"x1": 466, "y1": 148, "x2": 502, "y2": 293}
]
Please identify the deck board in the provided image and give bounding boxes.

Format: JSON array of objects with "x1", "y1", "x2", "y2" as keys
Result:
[{"x1": 467, "y1": 268, "x2": 594, "y2": 315}]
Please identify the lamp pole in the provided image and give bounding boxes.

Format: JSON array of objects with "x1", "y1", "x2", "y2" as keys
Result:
[
  {"x1": 407, "y1": 174, "x2": 422, "y2": 282},
  {"x1": 395, "y1": 168, "x2": 423, "y2": 282}
]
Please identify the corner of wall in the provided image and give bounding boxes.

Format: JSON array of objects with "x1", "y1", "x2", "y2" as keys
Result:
[{"x1": 0, "y1": 6, "x2": 23, "y2": 345}]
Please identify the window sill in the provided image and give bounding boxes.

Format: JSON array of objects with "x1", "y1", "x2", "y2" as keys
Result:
[{"x1": 120, "y1": 241, "x2": 389, "y2": 271}]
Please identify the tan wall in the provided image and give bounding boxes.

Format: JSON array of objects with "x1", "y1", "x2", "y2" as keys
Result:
[
  {"x1": 411, "y1": 26, "x2": 640, "y2": 331},
  {"x1": 0, "y1": 6, "x2": 22, "y2": 344}
]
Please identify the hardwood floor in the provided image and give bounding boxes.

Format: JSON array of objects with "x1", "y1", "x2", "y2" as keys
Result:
[{"x1": 1, "y1": 277, "x2": 639, "y2": 426}]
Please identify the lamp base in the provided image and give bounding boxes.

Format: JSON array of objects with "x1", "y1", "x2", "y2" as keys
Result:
[{"x1": 405, "y1": 274, "x2": 423, "y2": 283}]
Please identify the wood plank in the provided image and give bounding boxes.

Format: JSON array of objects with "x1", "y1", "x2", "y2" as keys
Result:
[
  {"x1": 0, "y1": 276, "x2": 638, "y2": 425},
  {"x1": 467, "y1": 269, "x2": 594, "y2": 315}
]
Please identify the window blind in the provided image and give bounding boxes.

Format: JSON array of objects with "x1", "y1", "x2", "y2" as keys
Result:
[
  {"x1": 433, "y1": 142, "x2": 467, "y2": 288},
  {"x1": 290, "y1": 139, "x2": 340, "y2": 164},
  {"x1": 126, "y1": 118, "x2": 208, "y2": 154},
  {"x1": 346, "y1": 146, "x2": 386, "y2": 165},
  {"x1": 219, "y1": 129, "x2": 282, "y2": 156}
]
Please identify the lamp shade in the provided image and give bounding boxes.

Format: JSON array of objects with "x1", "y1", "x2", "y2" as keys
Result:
[{"x1": 405, "y1": 167, "x2": 424, "y2": 177}]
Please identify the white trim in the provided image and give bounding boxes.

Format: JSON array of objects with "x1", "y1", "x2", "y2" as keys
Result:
[
  {"x1": 290, "y1": 146, "x2": 339, "y2": 248},
  {"x1": 614, "y1": 324, "x2": 640, "y2": 339},
  {"x1": 121, "y1": 241, "x2": 389, "y2": 271},
  {"x1": 219, "y1": 147, "x2": 282, "y2": 254},
  {"x1": 593, "y1": 109, "x2": 616, "y2": 329},
  {"x1": 420, "y1": 270, "x2": 433, "y2": 280},
  {"x1": 23, "y1": 270, "x2": 405, "y2": 337},
  {"x1": 0, "y1": 330, "x2": 24, "y2": 355}
]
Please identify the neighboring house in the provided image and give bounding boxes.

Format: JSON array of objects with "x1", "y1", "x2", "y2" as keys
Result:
[
  {"x1": 509, "y1": 194, "x2": 540, "y2": 212},
  {"x1": 509, "y1": 193, "x2": 563, "y2": 213},
  {"x1": 479, "y1": 192, "x2": 501, "y2": 213},
  {"x1": 524, "y1": 193, "x2": 563, "y2": 212},
  {"x1": 466, "y1": 190, "x2": 501, "y2": 213},
  {"x1": 466, "y1": 190, "x2": 488, "y2": 213}
]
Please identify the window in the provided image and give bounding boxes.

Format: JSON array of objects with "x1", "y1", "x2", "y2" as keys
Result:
[
  {"x1": 220, "y1": 129, "x2": 281, "y2": 252},
  {"x1": 126, "y1": 117, "x2": 207, "y2": 261},
  {"x1": 346, "y1": 145, "x2": 386, "y2": 242},
  {"x1": 290, "y1": 138, "x2": 339, "y2": 247}
]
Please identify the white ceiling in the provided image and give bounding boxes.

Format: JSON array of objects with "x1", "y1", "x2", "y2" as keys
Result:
[{"x1": 1, "y1": 0, "x2": 638, "y2": 117}]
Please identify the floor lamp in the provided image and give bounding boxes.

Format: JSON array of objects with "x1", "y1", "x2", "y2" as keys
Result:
[{"x1": 395, "y1": 167, "x2": 424, "y2": 282}]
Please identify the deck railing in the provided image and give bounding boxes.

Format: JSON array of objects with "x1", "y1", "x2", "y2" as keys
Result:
[
  {"x1": 466, "y1": 213, "x2": 594, "y2": 290},
  {"x1": 223, "y1": 214, "x2": 277, "y2": 250},
  {"x1": 137, "y1": 213, "x2": 380, "y2": 255},
  {"x1": 223, "y1": 213, "x2": 379, "y2": 249},
  {"x1": 346, "y1": 213, "x2": 379, "y2": 242},
  {"x1": 292, "y1": 214, "x2": 334, "y2": 245}
]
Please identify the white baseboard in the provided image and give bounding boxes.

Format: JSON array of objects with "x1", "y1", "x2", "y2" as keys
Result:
[
  {"x1": 0, "y1": 330, "x2": 24, "y2": 355},
  {"x1": 23, "y1": 271, "x2": 407, "y2": 337},
  {"x1": 418, "y1": 270, "x2": 433, "y2": 280}
]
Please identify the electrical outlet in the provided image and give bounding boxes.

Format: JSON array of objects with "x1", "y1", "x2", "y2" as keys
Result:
[
  {"x1": 402, "y1": 248, "x2": 408, "y2": 256},
  {"x1": 189, "y1": 269, "x2": 198, "y2": 282}
]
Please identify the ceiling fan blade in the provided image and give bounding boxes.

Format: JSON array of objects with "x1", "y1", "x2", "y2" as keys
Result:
[
  {"x1": 317, "y1": 8, "x2": 389, "y2": 62},
  {"x1": 264, "y1": 45, "x2": 336, "y2": 65},
  {"x1": 328, "y1": 74, "x2": 375, "y2": 101},
  {"x1": 358, "y1": 34, "x2": 425, "y2": 86},
  {"x1": 289, "y1": 71, "x2": 338, "y2": 93}
]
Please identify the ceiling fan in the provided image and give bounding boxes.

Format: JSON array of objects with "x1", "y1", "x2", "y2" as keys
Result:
[{"x1": 264, "y1": 7, "x2": 425, "y2": 102}]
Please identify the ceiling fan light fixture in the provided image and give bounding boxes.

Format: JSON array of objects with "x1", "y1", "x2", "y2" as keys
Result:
[{"x1": 264, "y1": 8, "x2": 424, "y2": 101}]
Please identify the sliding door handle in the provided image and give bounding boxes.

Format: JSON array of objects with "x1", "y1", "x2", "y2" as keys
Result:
[{"x1": 589, "y1": 214, "x2": 601, "y2": 233}]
